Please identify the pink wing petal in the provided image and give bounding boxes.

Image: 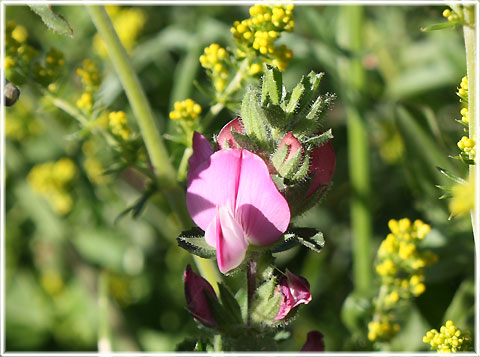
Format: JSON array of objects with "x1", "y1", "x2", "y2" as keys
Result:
[
  {"x1": 188, "y1": 132, "x2": 214, "y2": 176},
  {"x1": 235, "y1": 150, "x2": 291, "y2": 246},
  {"x1": 216, "y1": 206, "x2": 248, "y2": 274},
  {"x1": 187, "y1": 149, "x2": 242, "y2": 231}
]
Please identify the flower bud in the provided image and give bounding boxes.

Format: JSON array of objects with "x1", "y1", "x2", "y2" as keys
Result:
[
  {"x1": 274, "y1": 269, "x2": 312, "y2": 320},
  {"x1": 183, "y1": 264, "x2": 218, "y2": 327},
  {"x1": 217, "y1": 117, "x2": 245, "y2": 149},
  {"x1": 301, "y1": 330, "x2": 325, "y2": 352},
  {"x1": 306, "y1": 139, "x2": 336, "y2": 197}
]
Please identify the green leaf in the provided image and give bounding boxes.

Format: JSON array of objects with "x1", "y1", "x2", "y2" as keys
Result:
[
  {"x1": 176, "y1": 228, "x2": 216, "y2": 259},
  {"x1": 29, "y1": 5, "x2": 74, "y2": 37},
  {"x1": 231, "y1": 131, "x2": 261, "y2": 152},
  {"x1": 271, "y1": 227, "x2": 325, "y2": 253},
  {"x1": 421, "y1": 21, "x2": 460, "y2": 32},
  {"x1": 271, "y1": 143, "x2": 289, "y2": 171},
  {"x1": 278, "y1": 147, "x2": 303, "y2": 179},
  {"x1": 218, "y1": 283, "x2": 243, "y2": 325},
  {"x1": 286, "y1": 80, "x2": 305, "y2": 114},
  {"x1": 437, "y1": 167, "x2": 466, "y2": 184},
  {"x1": 251, "y1": 277, "x2": 281, "y2": 324}
]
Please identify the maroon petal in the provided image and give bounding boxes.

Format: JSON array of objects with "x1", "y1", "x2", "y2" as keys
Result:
[{"x1": 307, "y1": 140, "x2": 335, "y2": 197}]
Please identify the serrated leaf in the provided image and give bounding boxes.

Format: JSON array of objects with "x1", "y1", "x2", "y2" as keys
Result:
[
  {"x1": 436, "y1": 167, "x2": 466, "y2": 184},
  {"x1": 176, "y1": 228, "x2": 216, "y2": 259},
  {"x1": 251, "y1": 278, "x2": 281, "y2": 324},
  {"x1": 264, "y1": 104, "x2": 287, "y2": 131},
  {"x1": 278, "y1": 147, "x2": 303, "y2": 179},
  {"x1": 29, "y1": 5, "x2": 74, "y2": 37},
  {"x1": 218, "y1": 283, "x2": 243, "y2": 325},
  {"x1": 421, "y1": 21, "x2": 460, "y2": 32},
  {"x1": 292, "y1": 154, "x2": 310, "y2": 181},
  {"x1": 291, "y1": 227, "x2": 325, "y2": 253}
]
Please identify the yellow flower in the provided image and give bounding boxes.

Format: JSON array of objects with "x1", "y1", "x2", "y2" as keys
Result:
[
  {"x1": 424, "y1": 321, "x2": 471, "y2": 352},
  {"x1": 449, "y1": 176, "x2": 475, "y2": 217},
  {"x1": 169, "y1": 99, "x2": 202, "y2": 122}
]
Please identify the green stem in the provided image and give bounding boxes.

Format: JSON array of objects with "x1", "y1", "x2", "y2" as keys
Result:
[
  {"x1": 246, "y1": 258, "x2": 257, "y2": 326},
  {"x1": 337, "y1": 6, "x2": 372, "y2": 296},
  {"x1": 463, "y1": 6, "x2": 477, "y2": 238},
  {"x1": 87, "y1": 5, "x2": 221, "y2": 286}
]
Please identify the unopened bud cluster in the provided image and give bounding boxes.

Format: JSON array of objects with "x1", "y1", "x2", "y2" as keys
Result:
[
  {"x1": 455, "y1": 76, "x2": 475, "y2": 163},
  {"x1": 369, "y1": 218, "x2": 436, "y2": 342},
  {"x1": 423, "y1": 320, "x2": 471, "y2": 352},
  {"x1": 27, "y1": 158, "x2": 76, "y2": 215},
  {"x1": 199, "y1": 44, "x2": 229, "y2": 92}
]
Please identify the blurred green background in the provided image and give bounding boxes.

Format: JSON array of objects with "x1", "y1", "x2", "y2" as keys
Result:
[{"x1": 4, "y1": 4, "x2": 475, "y2": 352}]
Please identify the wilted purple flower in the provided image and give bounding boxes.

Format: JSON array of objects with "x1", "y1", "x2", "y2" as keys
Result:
[
  {"x1": 301, "y1": 330, "x2": 325, "y2": 352},
  {"x1": 275, "y1": 269, "x2": 312, "y2": 320},
  {"x1": 183, "y1": 264, "x2": 217, "y2": 327}
]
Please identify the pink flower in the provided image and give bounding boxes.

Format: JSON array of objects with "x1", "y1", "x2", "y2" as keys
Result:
[
  {"x1": 301, "y1": 331, "x2": 325, "y2": 352},
  {"x1": 183, "y1": 264, "x2": 218, "y2": 327},
  {"x1": 187, "y1": 132, "x2": 291, "y2": 274},
  {"x1": 275, "y1": 269, "x2": 312, "y2": 320},
  {"x1": 217, "y1": 117, "x2": 245, "y2": 150}
]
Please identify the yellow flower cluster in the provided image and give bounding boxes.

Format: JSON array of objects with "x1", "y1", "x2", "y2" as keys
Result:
[
  {"x1": 369, "y1": 218, "x2": 437, "y2": 342},
  {"x1": 5, "y1": 21, "x2": 38, "y2": 84},
  {"x1": 457, "y1": 136, "x2": 476, "y2": 159},
  {"x1": 457, "y1": 75, "x2": 468, "y2": 101},
  {"x1": 33, "y1": 47, "x2": 65, "y2": 89},
  {"x1": 82, "y1": 140, "x2": 109, "y2": 185},
  {"x1": 199, "y1": 44, "x2": 229, "y2": 92},
  {"x1": 423, "y1": 320, "x2": 471, "y2": 352},
  {"x1": 442, "y1": 8, "x2": 461, "y2": 23},
  {"x1": 27, "y1": 158, "x2": 76, "y2": 215},
  {"x1": 231, "y1": 4, "x2": 295, "y2": 72},
  {"x1": 76, "y1": 59, "x2": 103, "y2": 112},
  {"x1": 169, "y1": 99, "x2": 202, "y2": 121},
  {"x1": 94, "y1": 5, "x2": 146, "y2": 57},
  {"x1": 109, "y1": 111, "x2": 132, "y2": 141},
  {"x1": 368, "y1": 318, "x2": 400, "y2": 342}
]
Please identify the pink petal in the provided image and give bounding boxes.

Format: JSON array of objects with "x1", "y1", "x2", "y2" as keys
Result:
[
  {"x1": 278, "y1": 131, "x2": 303, "y2": 162},
  {"x1": 188, "y1": 132, "x2": 214, "y2": 176},
  {"x1": 235, "y1": 150, "x2": 290, "y2": 246},
  {"x1": 217, "y1": 117, "x2": 245, "y2": 150},
  {"x1": 187, "y1": 149, "x2": 242, "y2": 231},
  {"x1": 216, "y1": 206, "x2": 248, "y2": 274},
  {"x1": 274, "y1": 282, "x2": 295, "y2": 320},
  {"x1": 307, "y1": 140, "x2": 335, "y2": 197},
  {"x1": 286, "y1": 269, "x2": 312, "y2": 307}
]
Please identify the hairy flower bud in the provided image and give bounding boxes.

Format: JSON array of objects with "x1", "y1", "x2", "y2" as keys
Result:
[
  {"x1": 183, "y1": 264, "x2": 218, "y2": 327},
  {"x1": 274, "y1": 269, "x2": 312, "y2": 320},
  {"x1": 217, "y1": 117, "x2": 245, "y2": 149}
]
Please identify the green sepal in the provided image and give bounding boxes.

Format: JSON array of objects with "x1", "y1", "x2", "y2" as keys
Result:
[
  {"x1": 218, "y1": 283, "x2": 244, "y2": 325},
  {"x1": 304, "y1": 129, "x2": 333, "y2": 147},
  {"x1": 261, "y1": 65, "x2": 283, "y2": 105},
  {"x1": 271, "y1": 174, "x2": 287, "y2": 192},
  {"x1": 278, "y1": 146, "x2": 303, "y2": 179},
  {"x1": 235, "y1": 288, "x2": 248, "y2": 323},
  {"x1": 231, "y1": 131, "x2": 261, "y2": 152},
  {"x1": 241, "y1": 87, "x2": 271, "y2": 145},
  {"x1": 285, "y1": 80, "x2": 305, "y2": 114},
  {"x1": 297, "y1": 71, "x2": 324, "y2": 113},
  {"x1": 204, "y1": 290, "x2": 231, "y2": 330},
  {"x1": 250, "y1": 277, "x2": 281, "y2": 325},
  {"x1": 29, "y1": 5, "x2": 74, "y2": 37},
  {"x1": 176, "y1": 227, "x2": 216, "y2": 259},
  {"x1": 294, "y1": 93, "x2": 335, "y2": 137},
  {"x1": 292, "y1": 154, "x2": 310, "y2": 181},
  {"x1": 271, "y1": 144, "x2": 289, "y2": 172},
  {"x1": 436, "y1": 167, "x2": 466, "y2": 184},
  {"x1": 264, "y1": 104, "x2": 287, "y2": 132},
  {"x1": 421, "y1": 21, "x2": 461, "y2": 32}
]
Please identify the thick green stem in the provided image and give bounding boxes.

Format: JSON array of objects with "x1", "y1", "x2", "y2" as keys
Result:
[
  {"x1": 337, "y1": 6, "x2": 372, "y2": 296},
  {"x1": 463, "y1": 7, "x2": 477, "y2": 243},
  {"x1": 87, "y1": 6, "x2": 221, "y2": 286}
]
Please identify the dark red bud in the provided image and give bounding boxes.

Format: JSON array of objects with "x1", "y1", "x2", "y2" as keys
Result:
[
  {"x1": 183, "y1": 264, "x2": 217, "y2": 327},
  {"x1": 306, "y1": 139, "x2": 335, "y2": 197}
]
